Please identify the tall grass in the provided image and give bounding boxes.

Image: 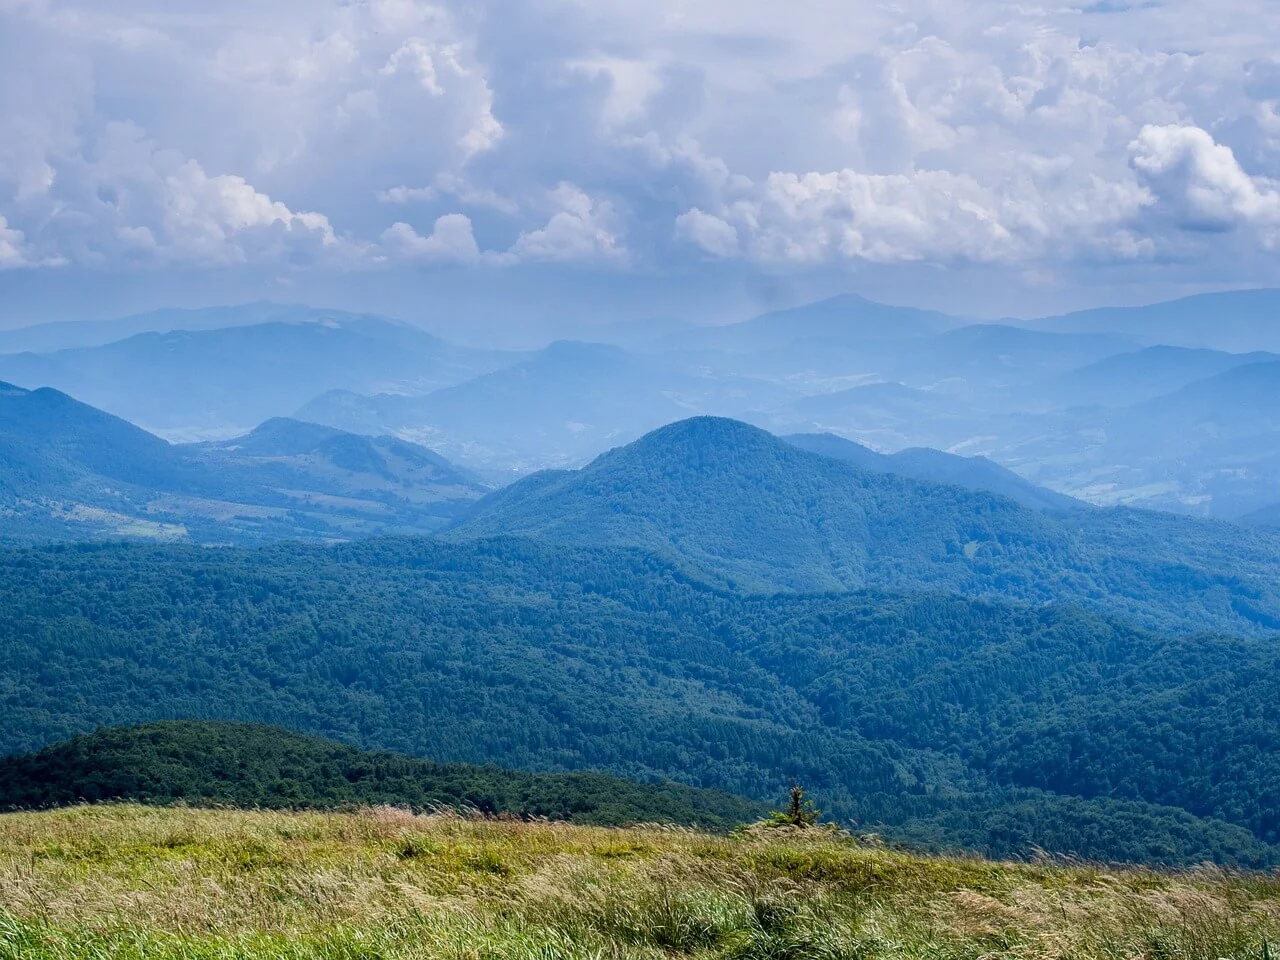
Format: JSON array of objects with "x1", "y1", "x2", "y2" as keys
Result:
[{"x1": 1, "y1": 805, "x2": 1277, "y2": 959}]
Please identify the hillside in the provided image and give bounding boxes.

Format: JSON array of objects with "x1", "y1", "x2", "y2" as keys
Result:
[
  {"x1": 783, "y1": 433, "x2": 1082, "y2": 512},
  {"x1": 4, "y1": 536, "x2": 1280, "y2": 866},
  {"x1": 0, "y1": 722, "x2": 758, "y2": 829},
  {"x1": 0, "y1": 384, "x2": 485, "y2": 540},
  {"x1": 0, "y1": 314, "x2": 516, "y2": 439},
  {"x1": 450, "y1": 417, "x2": 1280, "y2": 633},
  {"x1": 4, "y1": 806, "x2": 1275, "y2": 960}
]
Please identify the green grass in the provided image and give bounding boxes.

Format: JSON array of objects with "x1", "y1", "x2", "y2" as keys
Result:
[{"x1": 2, "y1": 806, "x2": 1279, "y2": 959}]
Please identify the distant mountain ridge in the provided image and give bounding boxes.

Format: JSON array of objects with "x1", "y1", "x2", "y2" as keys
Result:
[
  {"x1": 300, "y1": 339, "x2": 792, "y2": 474},
  {"x1": 662, "y1": 293, "x2": 965, "y2": 352},
  {"x1": 0, "y1": 302, "x2": 312, "y2": 355},
  {"x1": 0, "y1": 312, "x2": 518, "y2": 439},
  {"x1": 1047, "y1": 345, "x2": 1280, "y2": 408},
  {"x1": 1037, "y1": 289, "x2": 1280, "y2": 353}
]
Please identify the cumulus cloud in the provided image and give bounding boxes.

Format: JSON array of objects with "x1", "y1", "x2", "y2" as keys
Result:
[
  {"x1": 0, "y1": 215, "x2": 44, "y2": 269},
  {"x1": 675, "y1": 163, "x2": 1154, "y2": 266},
  {"x1": 379, "y1": 173, "x2": 518, "y2": 214},
  {"x1": 1131, "y1": 124, "x2": 1280, "y2": 240},
  {"x1": 509, "y1": 184, "x2": 624, "y2": 263},
  {"x1": 381, "y1": 213, "x2": 481, "y2": 263},
  {"x1": 675, "y1": 208, "x2": 738, "y2": 257},
  {"x1": 3, "y1": 0, "x2": 1280, "y2": 295}
]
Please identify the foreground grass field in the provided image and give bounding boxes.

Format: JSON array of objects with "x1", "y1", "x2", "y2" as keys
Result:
[{"x1": 1, "y1": 806, "x2": 1278, "y2": 959}]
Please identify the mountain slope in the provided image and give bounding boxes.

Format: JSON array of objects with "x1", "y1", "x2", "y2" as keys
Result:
[
  {"x1": 783, "y1": 433, "x2": 1082, "y2": 512},
  {"x1": 0, "y1": 385, "x2": 485, "y2": 540},
  {"x1": 0, "y1": 721, "x2": 759, "y2": 829},
  {"x1": 0, "y1": 314, "x2": 517, "y2": 439},
  {"x1": 0, "y1": 380, "x2": 205, "y2": 539},
  {"x1": 449, "y1": 417, "x2": 1280, "y2": 633},
  {"x1": 3, "y1": 536, "x2": 1279, "y2": 865}
]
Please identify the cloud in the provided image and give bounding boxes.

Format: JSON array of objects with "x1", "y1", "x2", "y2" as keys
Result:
[
  {"x1": 3, "y1": 0, "x2": 1280, "y2": 302},
  {"x1": 381, "y1": 213, "x2": 481, "y2": 263},
  {"x1": 379, "y1": 173, "x2": 519, "y2": 214},
  {"x1": 47, "y1": 121, "x2": 349, "y2": 267},
  {"x1": 161, "y1": 158, "x2": 339, "y2": 263},
  {"x1": 674, "y1": 162, "x2": 1155, "y2": 266},
  {"x1": 0, "y1": 214, "x2": 49, "y2": 269},
  {"x1": 380, "y1": 38, "x2": 447, "y2": 95},
  {"x1": 675, "y1": 208, "x2": 738, "y2": 257},
  {"x1": 1131, "y1": 124, "x2": 1280, "y2": 240},
  {"x1": 509, "y1": 184, "x2": 624, "y2": 263}
]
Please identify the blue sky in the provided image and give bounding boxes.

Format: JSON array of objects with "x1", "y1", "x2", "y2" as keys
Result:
[{"x1": 2, "y1": 0, "x2": 1280, "y2": 334}]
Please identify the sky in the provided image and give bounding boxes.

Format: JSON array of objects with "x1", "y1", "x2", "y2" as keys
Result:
[{"x1": 2, "y1": 0, "x2": 1280, "y2": 337}]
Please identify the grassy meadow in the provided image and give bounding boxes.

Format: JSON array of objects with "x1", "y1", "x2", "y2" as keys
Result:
[{"x1": 1, "y1": 804, "x2": 1278, "y2": 960}]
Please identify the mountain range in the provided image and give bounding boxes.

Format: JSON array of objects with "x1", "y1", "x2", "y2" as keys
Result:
[{"x1": 3, "y1": 288, "x2": 1280, "y2": 520}]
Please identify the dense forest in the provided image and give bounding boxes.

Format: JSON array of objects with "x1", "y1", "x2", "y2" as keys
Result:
[
  {"x1": 0, "y1": 721, "x2": 760, "y2": 829},
  {"x1": 449, "y1": 418, "x2": 1280, "y2": 635},
  {"x1": 2, "y1": 536, "x2": 1279, "y2": 867}
]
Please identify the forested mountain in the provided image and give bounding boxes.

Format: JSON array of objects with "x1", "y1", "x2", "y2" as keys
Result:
[
  {"x1": 0, "y1": 721, "x2": 759, "y2": 829},
  {"x1": 0, "y1": 384, "x2": 485, "y2": 540},
  {"x1": 2, "y1": 537, "x2": 1278, "y2": 867},
  {"x1": 0, "y1": 314, "x2": 516, "y2": 439},
  {"x1": 450, "y1": 417, "x2": 1280, "y2": 633},
  {"x1": 783, "y1": 433, "x2": 1082, "y2": 512}
]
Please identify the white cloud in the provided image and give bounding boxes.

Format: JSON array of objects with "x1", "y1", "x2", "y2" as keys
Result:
[
  {"x1": 1131, "y1": 124, "x2": 1280, "y2": 240},
  {"x1": 379, "y1": 173, "x2": 518, "y2": 214},
  {"x1": 675, "y1": 208, "x2": 738, "y2": 257},
  {"x1": 675, "y1": 161, "x2": 1155, "y2": 266},
  {"x1": 509, "y1": 184, "x2": 624, "y2": 263},
  {"x1": 3, "y1": 0, "x2": 1280, "y2": 293},
  {"x1": 381, "y1": 213, "x2": 481, "y2": 263},
  {"x1": 0, "y1": 214, "x2": 47, "y2": 268},
  {"x1": 162, "y1": 158, "x2": 338, "y2": 262},
  {"x1": 380, "y1": 38, "x2": 446, "y2": 95}
]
